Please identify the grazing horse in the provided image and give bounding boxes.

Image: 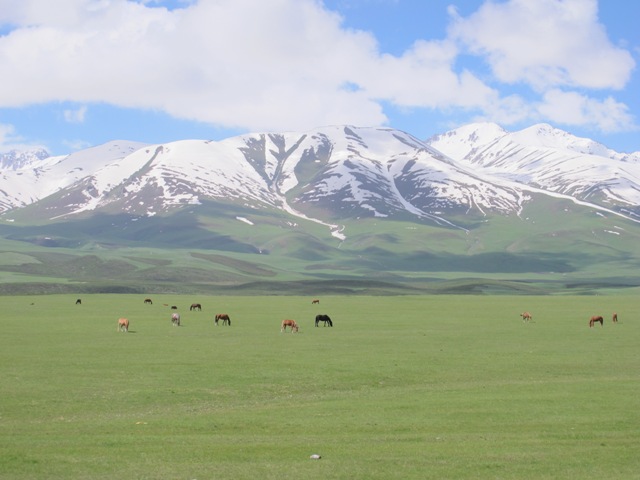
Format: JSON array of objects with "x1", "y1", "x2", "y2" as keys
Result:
[
  {"x1": 315, "y1": 314, "x2": 333, "y2": 327},
  {"x1": 612, "y1": 312, "x2": 618, "y2": 323},
  {"x1": 589, "y1": 315, "x2": 604, "y2": 328},
  {"x1": 190, "y1": 303, "x2": 202, "y2": 311},
  {"x1": 311, "y1": 299, "x2": 320, "y2": 305},
  {"x1": 520, "y1": 311, "x2": 532, "y2": 322},
  {"x1": 75, "y1": 298, "x2": 81, "y2": 305},
  {"x1": 171, "y1": 305, "x2": 177, "y2": 310},
  {"x1": 144, "y1": 298, "x2": 153, "y2": 305},
  {"x1": 117, "y1": 318, "x2": 129, "y2": 332},
  {"x1": 171, "y1": 313, "x2": 181, "y2": 327},
  {"x1": 281, "y1": 319, "x2": 299, "y2": 333},
  {"x1": 215, "y1": 313, "x2": 231, "y2": 326}
]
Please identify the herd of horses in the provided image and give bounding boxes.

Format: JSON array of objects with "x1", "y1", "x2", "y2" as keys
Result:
[
  {"x1": 519, "y1": 310, "x2": 619, "y2": 328},
  {"x1": 111, "y1": 299, "x2": 619, "y2": 333},
  {"x1": 114, "y1": 297, "x2": 332, "y2": 333}
]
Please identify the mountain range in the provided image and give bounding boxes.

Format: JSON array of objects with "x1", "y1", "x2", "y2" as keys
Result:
[{"x1": 1, "y1": 122, "x2": 639, "y2": 295}]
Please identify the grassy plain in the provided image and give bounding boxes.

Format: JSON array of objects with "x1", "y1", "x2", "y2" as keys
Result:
[{"x1": 1, "y1": 294, "x2": 638, "y2": 479}]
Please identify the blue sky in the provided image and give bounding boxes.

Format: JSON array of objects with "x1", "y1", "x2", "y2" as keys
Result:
[{"x1": 0, "y1": 0, "x2": 637, "y2": 155}]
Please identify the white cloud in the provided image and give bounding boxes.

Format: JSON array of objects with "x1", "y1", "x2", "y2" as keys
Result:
[
  {"x1": 0, "y1": 0, "x2": 635, "y2": 136},
  {"x1": 448, "y1": 0, "x2": 635, "y2": 91},
  {"x1": 538, "y1": 89, "x2": 636, "y2": 133},
  {"x1": 63, "y1": 105, "x2": 88, "y2": 123}
]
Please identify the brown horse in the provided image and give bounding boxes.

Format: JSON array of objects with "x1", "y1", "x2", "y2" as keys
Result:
[
  {"x1": 281, "y1": 319, "x2": 299, "y2": 333},
  {"x1": 144, "y1": 298, "x2": 153, "y2": 305},
  {"x1": 311, "y1": 299, "x2": 320, "y2": 305},
  {"x1": 190, "y1": 303, "x2": 202, "y2": 311},
  {"x1": 215, "y1": 313, "x2": 231, "y2": 326},
  {"x1": 117, "y1": 318, "x2": 129, "y2": 332},
  {"x1": 171, "y1": 313, "x2": 181, "y2": 327},
  {"x1": 612, "y1": 312, "x2": 618, "y2": 323},
  {"x1": 520, "y1": 311, "x2": 532, "y2": 322},
  {"x1": 75, "y1": 298, "x2": 82, "y2": 305},
  {"x1": 589, "y1": 315, "x2": 604, "y2": 327}
]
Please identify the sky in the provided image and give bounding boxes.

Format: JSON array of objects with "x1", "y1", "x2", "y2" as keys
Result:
[{"x1": 0, "y1": 0, "x2": 638, "y2": 156}]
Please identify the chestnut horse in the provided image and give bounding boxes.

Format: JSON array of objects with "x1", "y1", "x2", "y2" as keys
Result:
[
  {"x1": 589, "y1": 315, "x2": 604, "y2": 327},
  {"x1": 215, "y1": 313, "x2": 231, "y2": 326},
  {"x1": 612, "y1": 312, "x2": 618, "y2": 323},
  {"x1": 190, "y1": 303, "x2": 202, "y2": 311},
  {"x1": 311, "y1": 299, "x2": 320, "y2": 305},
  {"x1": 281, "y1": 319, "x2": 299, "y2": 333},
  {"x1": 315, "y1": 314, "x2": 333, "y2": 327},
  {"x1": 117, "y1": 318, "x2": 129, "y2": 332},
  {"x1": 171, "y1": 313, "x2": 181, "y2": 327},
  {"x1": 520, "y1": 311, "x2": 532, "y2": 322}
]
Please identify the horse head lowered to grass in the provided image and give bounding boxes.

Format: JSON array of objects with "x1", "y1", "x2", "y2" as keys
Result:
[
  {"x1": 589, "y1": 315, "x2": 604, "y2": 328},
  {"x1": 281, "y1": 319, "x2": 299, "y2": 333}
]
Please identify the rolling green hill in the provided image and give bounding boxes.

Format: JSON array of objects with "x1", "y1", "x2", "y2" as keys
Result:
[{"x1": 1, "y1": 194, "x2": 639, "y2": 296}]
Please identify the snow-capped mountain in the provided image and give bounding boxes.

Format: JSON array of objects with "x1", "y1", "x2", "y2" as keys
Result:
[
  {"x1": 428, "y1": 123, "x2": 640, "y2": 216},
  {"x1": 1, "y1": 124, "x2": 639, "y2": 231}
]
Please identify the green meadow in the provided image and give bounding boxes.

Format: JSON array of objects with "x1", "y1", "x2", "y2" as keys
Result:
[{"x1": 1, "y1": 294, "x2": 638, "y2": 479}]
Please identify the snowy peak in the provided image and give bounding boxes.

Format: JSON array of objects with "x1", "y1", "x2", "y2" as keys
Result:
[
  {"x1": 0, "y1": 148, "x2": 50, "y2": 169},
  {"x1": 510, "y1": 123, "x2": 620, "y2": 159}
]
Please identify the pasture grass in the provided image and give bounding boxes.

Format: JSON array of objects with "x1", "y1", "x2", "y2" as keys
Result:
[{"x1": 0, "y1": 294, "x2": 638, "y2": 479}]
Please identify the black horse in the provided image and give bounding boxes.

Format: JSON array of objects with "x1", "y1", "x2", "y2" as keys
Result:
[{"x1": 315, "y1": 314, "x2": 333, "y2": 327}]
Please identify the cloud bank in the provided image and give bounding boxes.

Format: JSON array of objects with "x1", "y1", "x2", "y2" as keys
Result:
[{"x1": 0, "y1": 0, "x2": 635, "y2": 136}]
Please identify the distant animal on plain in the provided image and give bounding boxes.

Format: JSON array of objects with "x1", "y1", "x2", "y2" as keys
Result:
[
  {"x1": 589, "y1": 315, "x2": 604, "y2": 328},
  {"x1": 281, "y1": 319, "x2": 299, "y2": 333},
  {"x1": 311, "y1": 299, "x2": 320, "y2": 304},
  {"x1": 190, "y1": 303, "x2": 202, "y2": 311},
  {"x1": 171, "y1": 313, "x2": 181, "y2": 327},
  {"x1": 612, "y1": 312, "x2": 618, "y2": 323},
  {"x1": 117, "y1": 318, "x2": 129, "y2": 332},
  {"x1": 215, "y1": 313, "x2": 231, "y2": 326},
  {"x1": 144, "y1": 298, "x2": 153, "y2": 305},
  {"x1": 315, "y1": 314, "x2": 333, "y2": 327},
  {"x1": 171, "y1": 305, "x2": 177, "y2": 310},
  {"x1": 75, "y1": 299, "x2": 81, "y2": 305},
  {"x1": 520, "y1": 312, "x2": 532, "y2": 322}
]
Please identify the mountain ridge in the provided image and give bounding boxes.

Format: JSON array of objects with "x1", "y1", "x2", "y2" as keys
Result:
[{"x1": 2, "y1": 122, "x2": 638, "y2": 233}]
